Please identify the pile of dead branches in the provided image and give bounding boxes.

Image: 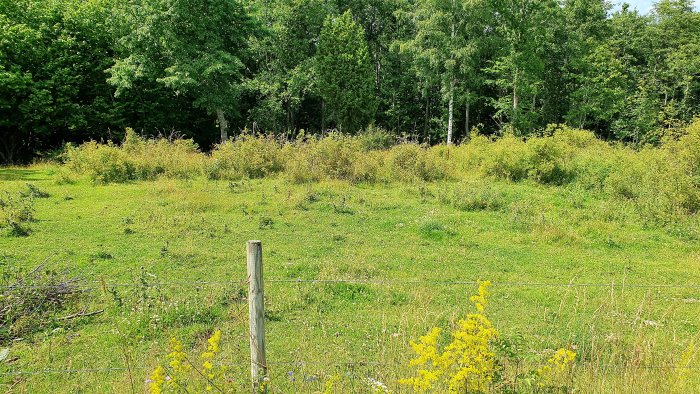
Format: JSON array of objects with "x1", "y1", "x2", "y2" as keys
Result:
[{"x1": 0, "y1": 263, "x2": 87, "y2": 343}]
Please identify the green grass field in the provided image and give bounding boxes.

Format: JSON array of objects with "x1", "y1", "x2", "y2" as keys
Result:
[{"x1": 1, "y1": 165, "x2": 700, "y2": 393}]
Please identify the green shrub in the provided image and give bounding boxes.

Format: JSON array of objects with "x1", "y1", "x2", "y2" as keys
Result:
[
  {"x1": 478, "y1": 136, "x2": 530, "y2": 181},
  {"x1": 350, "y1": 150, "x2": 385, "y2": 183},
  {"x1": 284, "y1": 142, "x2": 324, "y2": 184},
  {"x1": 0, "y1": 191, "x2": 35, "y2": 237},
  {"x1": 386, "y1": 143, "x2": 451, "y2": 182},
  {"x1": 121, "y1": 130, "x2": 201, "y2": 179},
  {"x1": 21, "y1": 183, "x2": 49, "y2": 199},
  {"x1": 551, "y1": 125, "x2": 600, "y2": 148},
  {"x1": 357, "y1": 125, "x2": 395, "y2": 151},
  {"x1": 205, "y1": 135, "x2": 283, "y2": 180},
  {"x1": 602, "y1": 150, "x2": 646, "y2": 200},
  {"x1": 566, "y1": 147, "x2": 618, "y2": 192},
  {"x1": 64, "y1": 141, "x2": 135, "y2": 184},
  {"x1": 595, "y1": 120, "x2": 700, "y2": 224},
  {"x1": 525, "y1": 137, "x2": 571, "y2": 184},
  {"x1": 62, "y1": 129, "x2": 201, "y2": 183},
  {"x1": 284, "y1": 133, "x2": 365, "y2": 183}
]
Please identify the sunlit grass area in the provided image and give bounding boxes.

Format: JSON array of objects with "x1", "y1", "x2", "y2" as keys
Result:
[{"x1": 1, "y1": 164, "x2": 699, "y2": 392}]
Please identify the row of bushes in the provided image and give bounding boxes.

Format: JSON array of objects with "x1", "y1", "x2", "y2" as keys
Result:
[
  {"x1": 59, "y1": 120, "x2": 700, "y2": 222},
  {"x1": 61, "y1": 129, "x2": 452, "y2": 185},
  {"x1": 61, "y1": 130, "x2": 203, "y2": 184},
  {"x1": 450, "y1": 121, "x2": 700, "y2": 223}
]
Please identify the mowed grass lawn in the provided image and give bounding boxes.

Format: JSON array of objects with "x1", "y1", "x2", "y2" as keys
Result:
[{"x1": 1, "y1": 166, "x2": 700, "y2": 392}]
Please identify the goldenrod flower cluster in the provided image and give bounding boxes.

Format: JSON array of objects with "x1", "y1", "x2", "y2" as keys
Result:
[
  {"x1": 201, "y1": 329, "x2": 223, "y2": 391},
  {"x1": 323, "y1": 374, "x2": 342, "y2": 394},
  {"x1": 537, "y1": 348, "x2": 576, "y2": 387},
  {"x1": 147, "y1": 330, "x2": 226, "y2": 393},
  {"x1": 167, "y1": 337, "x2": 190, "y2": 388},
  {"x1": 400, "y1": 281, "x2": 498, "y2": 393},
  {"x1": 148, "y1": 365, "x2": 166, "y2": 394},
  {"x1": 673, "y1": 341, "x2": 696, "y2": 390}
]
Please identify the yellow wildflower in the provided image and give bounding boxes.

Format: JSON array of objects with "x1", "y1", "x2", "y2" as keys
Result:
[
  {"x1": 401, "y1": 281, "x2": 497, "y2": 393},
  {"x1": 324, "y1": 374, "x2": 342, "y2": 394},
  {"x1": 201, "y1": 330, "x2": 223, "y2": 389},
  {"x1": 148, "y1": 365, "x2": 166, "y2": 394},
  {"x1": 166, "y1": 337, "x2": 189, "y2": 387},
  {"x1": 468, "y1": 280, "x2": 491, "y2": 313},
  {"x1": 674, "y1": 341, "x2": 697, "y2": 390},
  {"x1": 537, "y1": 348, "x2": 576, "y2": 387}
]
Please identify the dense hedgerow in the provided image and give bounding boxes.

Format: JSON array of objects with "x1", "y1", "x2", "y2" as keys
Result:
[{"x1": 59, "y1": 119, "x2": 700, "y2": 222}]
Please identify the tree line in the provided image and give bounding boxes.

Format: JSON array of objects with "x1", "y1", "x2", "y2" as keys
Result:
[{"x1": 1, "y1": 0, "x2": 699, "y2": 162}]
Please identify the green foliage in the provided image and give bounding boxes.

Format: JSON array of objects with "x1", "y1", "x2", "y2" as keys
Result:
[
  {"x1": 204, "y1": 135, "x2": 283, "y2": 180},
  {"x1": 62, "y1": 130, "x2": 201, "y2": 184},
  {"x1": 3, "y1": 0, "x2": 700, "y2": 162},
  {"x1": 0, "y1": 190, "x2": 35, "y2": 237},
  {"x1": 475, "y1": 135, "x2": 531, "y2": 181},
  {"x1": 246, "y1": 0, "x2": 329, "y2": 133},
  {"x1": 386, "y1": 144, "x2": 452, "y2": 182},
  {"x1": 396, "y1": 0, "x2": 492, "y2": 143},
  {"x1": 356, "y1": 125, "x2": 395, "y2": 151},
  {"x1": 108, "y1": 0, "x2": 260, "y2": 141},
  {"x1": 0, "y1": 0, "x2": 122, "y2": 162},
  {"x1": 317, "y1": 10, "x2": 377, "y2": 132}
]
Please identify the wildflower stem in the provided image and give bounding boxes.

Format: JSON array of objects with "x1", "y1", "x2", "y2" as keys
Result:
[{"x1": 181, "y1": 353, "x2": 225, "y2": 393}]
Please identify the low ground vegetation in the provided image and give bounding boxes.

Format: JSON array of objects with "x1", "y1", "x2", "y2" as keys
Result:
[
  {"x1": 1, "y1": 124, "x2": 700, "y2": 392},
  {"x1": 61, "y1": 120, "x2": 700, "y2": 229}
]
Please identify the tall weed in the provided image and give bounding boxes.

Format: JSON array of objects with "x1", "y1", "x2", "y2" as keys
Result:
[{"x1": 204, "y1": 135, "x2": 283, "y2": 180}]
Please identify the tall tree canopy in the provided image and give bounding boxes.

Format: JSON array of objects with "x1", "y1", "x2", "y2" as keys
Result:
[
  {"x1": 2, "y1": 0, "x2": 700, "y2": 162},
  {"x1": 317, "y1": 10, "x2": 377, "y2": 132},
  {"x1": 397, "y1": 0, "x2": 492, "y2": 143},
  {"x1": 107, "y1": 0, "x2": 259, "y2": 142}
]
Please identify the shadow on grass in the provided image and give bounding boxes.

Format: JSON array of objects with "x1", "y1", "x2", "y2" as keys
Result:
[{"x1": 0, "y1": 168, "x2": 49, "y2": 181}]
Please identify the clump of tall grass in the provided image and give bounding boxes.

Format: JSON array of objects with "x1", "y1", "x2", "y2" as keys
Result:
[
  {"x1": 204, "y1": 134, "x2": 283, "y2": 180},
  {"x1": 386, "y1": 143, "x2": 452, "y2": 182},
  {"x1": 284, "y1": 132, "x2": 366, "y2": 183},
  {"x1": 61, "y1": 129, "x2": 202, "y2": 184},
  {"x1": 0, "y1": 190, "x2": 35, "y2": 237},
  {"x1": 438, "y1": 180, "x2": 507, "y2": 212}
]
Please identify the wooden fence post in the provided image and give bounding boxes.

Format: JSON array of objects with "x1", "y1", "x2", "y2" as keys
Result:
[{"x1": 247, "y1": 240, "x2": 267, "y2": 393}]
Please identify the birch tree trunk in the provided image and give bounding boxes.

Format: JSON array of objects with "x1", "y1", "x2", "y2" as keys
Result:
[
  {"x1": 447, "y1": 11, "x2": 456, "y2": 145},
  {"x1": 512, "y1": 70, "x2": 519, "y2": 127},
  {"x1": 447, "y1": 79, "x2": 455, "y2": 144},
  {"x1": 465, "y1": 98, "x2": 470, "y2": 140},
  {"x1": 216, "y1": 109, "x2": 229, "y2": 142},
  {"x1": 513, "y1": 72, "x2": 519, "y2": 112}
]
